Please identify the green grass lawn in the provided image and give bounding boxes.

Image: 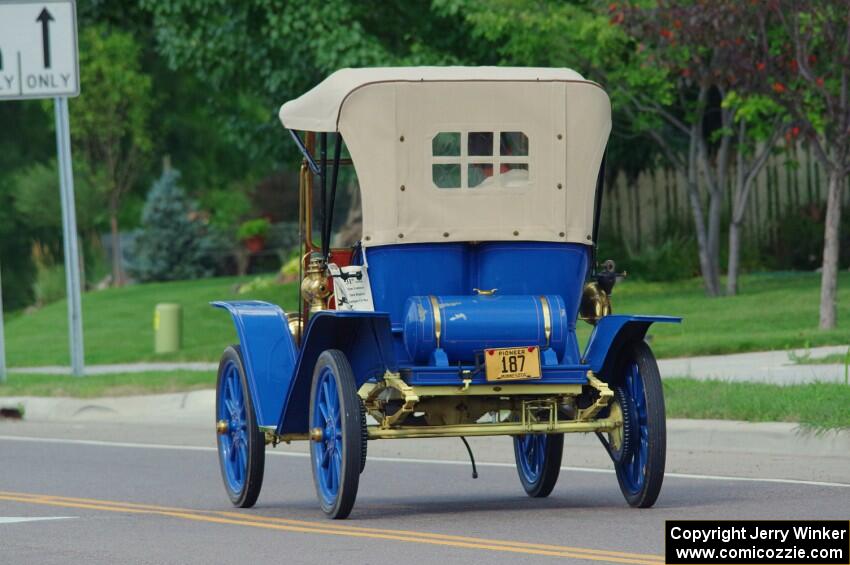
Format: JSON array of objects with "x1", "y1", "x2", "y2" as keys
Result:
[
  {"x1": 577, "y1": 271, "x2": 850, "y2": 358},
  {"x1": 2, "y1": 270, "x2": 850, "y2": 367},
  {"x1": 663, "y1": 378, "x2": 850, "y2": 431},
  {"x1": 3, "y1": 276, "x2": 298, "y2": 367},
  {"x1": 0, "y1": 371, "x2": 214, "y2": 398}
]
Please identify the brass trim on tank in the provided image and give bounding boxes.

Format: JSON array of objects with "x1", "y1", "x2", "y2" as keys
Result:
[
  {"x1": 429, "y1": 295, "x2": 442, "y2": 349},
  {"x1": 539, "y1": 295, "x2": 552, "y2": 348}
]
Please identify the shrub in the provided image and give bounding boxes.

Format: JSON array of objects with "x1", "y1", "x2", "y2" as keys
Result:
[
  {"x1": 761, "y1": 203, "x2": 850, "y2": 271},
  {"x1": 128, "y1": 170, "x2": 220, "y2": 282},
  {"x1": 33, "y1": 262, "x2": 66, "y2": 306},
  {"x1": 237, "y1": 218, "x2": 271, "y2": 241},
  {"x1": 597, "y1": 222, "x2": 700, "y2": 282}
]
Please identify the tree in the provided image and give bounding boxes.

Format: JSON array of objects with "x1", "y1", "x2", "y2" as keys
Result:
[
  {"x1": 142, "y1": 0, "x2": 388, "y2": 163},
  {"x1": 441, "y1": 0, "x2": 716, "y2": 287},
  {"x1": 724, "y1": 93, "x2": 784, "y2": 294},
  {"x1": 616, "y1": 3, "x2": 737, "y2": 296},
  {"x1": 130, "y1": 170, "x2": 219, "y2": 282},
  {"x1": 71, "y1": 26, "x2": 153, "y2": 286},
  {"x1": 0, "y1": 101, "x2": 55, "y2": 310},
  {"x1": 747, "y1": 1, "x2": 850, "y2": 328},
  {"x1": 143, "y1": 0, "x2": 493, "y2": 164},
  {"x1": 618, "y1": 1, "x2": 797, "y2": 296}
]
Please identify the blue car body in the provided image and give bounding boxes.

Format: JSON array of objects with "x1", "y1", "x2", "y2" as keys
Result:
[{"x1": 214, "y1": 241, "x2": 680, "y2": 435}]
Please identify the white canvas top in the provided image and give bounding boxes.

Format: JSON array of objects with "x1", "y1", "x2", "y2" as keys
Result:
[
  {"x1": 280, "y1": 67, "x2": 588, "y2": 131},
  {"x1": 279, "y1": 67, "x2": 611, "y2": 247}
]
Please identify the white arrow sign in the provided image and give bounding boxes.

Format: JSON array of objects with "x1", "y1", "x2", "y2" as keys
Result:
[{"x1": 0, "y1": 0, "x2": 79, "y2": 100}]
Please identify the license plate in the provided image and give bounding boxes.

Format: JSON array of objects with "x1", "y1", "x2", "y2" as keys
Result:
[{"x1": 484, "y1": 347, "x2": 542, "y2": 381}]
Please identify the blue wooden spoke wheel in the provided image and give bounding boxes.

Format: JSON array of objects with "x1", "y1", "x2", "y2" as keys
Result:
[
  {"x1": 604, "y1": 341, "x2": 666, "y2": 508},
  {"x1": 513, "y1": 428, "x2": 564, "y2": 498},
  {"x1": 216, "y1": 345, "x2": 265, "y2": 508},
  {"x1": 309, "y1": 350, "x2": 364, "y2": 519}
]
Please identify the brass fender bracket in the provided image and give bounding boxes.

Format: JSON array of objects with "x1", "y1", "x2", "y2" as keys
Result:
[
  {"x1": 576, "y1": 371, "x2": 615, "y2": 421},
  {"x1": 362, "y1": 372, "x2": 420, "y2": 429}
]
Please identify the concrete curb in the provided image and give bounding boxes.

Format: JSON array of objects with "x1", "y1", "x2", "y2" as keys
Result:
[
  {"x1": 1, "y1": 391, "x2": 215, "y2": 426},
  {"x1": 2, "y1": 391, "x2": 848, "y2": 459}
]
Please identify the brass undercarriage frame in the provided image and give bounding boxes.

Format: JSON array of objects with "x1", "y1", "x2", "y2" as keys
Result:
[{"x1": 262, "y1": 371, "x2": 622, "y2": 445}]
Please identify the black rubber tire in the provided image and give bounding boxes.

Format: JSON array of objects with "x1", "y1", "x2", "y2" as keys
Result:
[
  {"x1": 611, "y1": 341, "x2": 666, "y2": 508},
  {"x1": 513, "y1": 432, "x2": 564, "y2": 498},
  {"x1": 216, "y1": 345, "x2": 265, "y2": 508},
  {"x1": 359, "y1": 398, "x2": 368, "y2": 474},
  {"x1": 309, "y1": 350, "x2": 362, "y2": 519}
]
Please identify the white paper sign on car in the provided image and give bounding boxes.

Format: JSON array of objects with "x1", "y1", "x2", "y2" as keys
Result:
[{"x1": 328, "y1": 264, "x2": 374, "y2": 311}]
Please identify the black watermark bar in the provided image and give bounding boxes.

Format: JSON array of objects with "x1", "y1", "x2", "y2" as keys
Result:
[{"x1": 666, "y1": 520, "x2": 849, "y2": 564}]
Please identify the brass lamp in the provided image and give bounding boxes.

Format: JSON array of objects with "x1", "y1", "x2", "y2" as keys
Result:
[{"x1": 301, "y1": 253, "x2": 332, "y2": 313}]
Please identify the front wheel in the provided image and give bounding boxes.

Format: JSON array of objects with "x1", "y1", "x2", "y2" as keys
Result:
[
  {"x1": 216, "y1": 345, "x2": 265, "y2": 508},
  {"x1": 513, "y1": 432, "x2": 564, "y2": 498},
  {"x1": 603, "y1": 341, "x2": 666, "y2": 508},
  {"x1": 309, "y1": 350, "x2": 363, "y2": 519}
]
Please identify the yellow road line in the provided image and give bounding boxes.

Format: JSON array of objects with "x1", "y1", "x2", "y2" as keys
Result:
[
  {"x1": 2, "y1": 492, "x2": 660, "y2": 560},
  {"x1": 0, "y1": 491, "x2": 664, "y2": 564}
]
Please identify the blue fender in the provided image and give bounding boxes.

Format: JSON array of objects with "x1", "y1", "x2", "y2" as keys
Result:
[
  {"x1": 583, "y1": 314, "x2": 682, "y2": 377},
  {"x1": 211, "y1": 300, "x2": 297, "y2": 429},
  {"x1": 276, "y1": 310, "x2": 396, "y2": 435}
]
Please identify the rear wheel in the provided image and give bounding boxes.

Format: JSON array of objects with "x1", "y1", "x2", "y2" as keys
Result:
[
  {"x1": 513, "y1": 431, "x2": 564, "y2": 498},
  {"x1": 602, "y1": 341, "x2": 666, "y2": 508},
  {"x1": 216, "y1": 345, "x2": 265, "y2": 508},
  {"x1": 309, "y1": 350, "x2": 363, "y2": 519}
]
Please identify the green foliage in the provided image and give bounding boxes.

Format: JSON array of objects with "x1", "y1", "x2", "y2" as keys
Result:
[
  {"x1": 439, "y1": 0, "x2": 671, "y2": 189},
  {"x1": 0, "y1": 100, "x2": 54, "y2": 311},
  {"x1": 142, "y1": 0, "x2": 387, "y2": 160},
  {"x1": 723, "y1": 92, "x2": 785, "y2": 139},
  {"x1": 142, "y1": 0, "x2": 497, "y2": 162},
  {"x1": 598, "y1": 218, "x2": 700, "y2": 282},
  {"x1": 762, "y1": 204, "x2": 850, "y2": 271},
  {"x1": 623, "y1": 237, "x2": 700, "y2": 282},
  {"x1": 129, "y1": 170, "x2": 220, "y2": 282},
  {"x1": 32, "y1": 262, "x2": 67, "y2": 307},
  {"x1": 202, "y1": 188, "x2": 253, "y2": 231},
  {"x1": 72, "y1": 26, "x2": 153, "y2": 167},
  {"x1": 237, "y1": 218, "x2": 271, "y2": 241},
  {"x1": 0, "y1": 177, "x2": 36, "y2": 310},
  {"x1": 12, "y1": 160, "x2": 107, "y2": 238}
]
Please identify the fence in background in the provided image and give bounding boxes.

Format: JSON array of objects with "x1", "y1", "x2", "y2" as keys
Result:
[{"x1": 602, "y1": 145, "x2": 847, "y2": 254}]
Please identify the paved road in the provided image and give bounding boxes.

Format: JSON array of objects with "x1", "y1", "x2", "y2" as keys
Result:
[{"x1": 1, "y1": 422, "x2": 847, "y2": 564}]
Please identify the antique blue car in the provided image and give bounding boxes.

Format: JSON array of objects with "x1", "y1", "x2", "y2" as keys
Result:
[{"x1": 213, "y1": 67, "x2": 680, "y2": 519}]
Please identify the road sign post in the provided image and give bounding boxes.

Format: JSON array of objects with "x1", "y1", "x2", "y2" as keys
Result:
[
  {"x1": 54, "y1": 96, "x2": 84, "y2": 376},
  {"x1": 0, "y1": 0, "x2": 82, "y2": 376}
]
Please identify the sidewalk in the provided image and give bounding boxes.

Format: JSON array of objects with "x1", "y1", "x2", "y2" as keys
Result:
[
  {"x1": 9, "y1": 344, "x2": 849, "y2": 384},
  {"x1": 657, "y1": 344, "x2": 849, "y2": 384}
]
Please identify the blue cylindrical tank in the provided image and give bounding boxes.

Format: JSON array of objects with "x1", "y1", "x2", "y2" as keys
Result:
[{"x1": 402, "y1": 294, "x2": 568, "y2": 365}]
